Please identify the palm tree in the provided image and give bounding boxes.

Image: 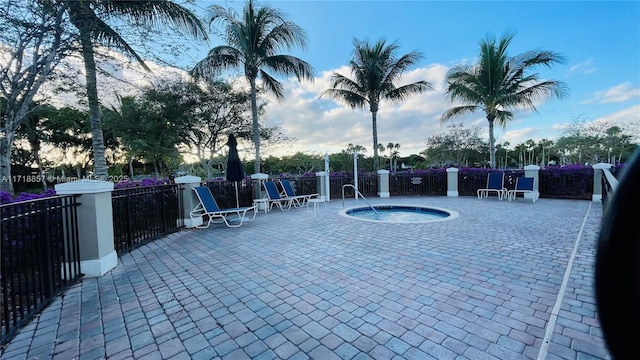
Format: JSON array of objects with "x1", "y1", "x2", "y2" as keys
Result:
[
  {"x1": 322, "y1": 38, "x2": 432, "y2": 170},
  {"x1": 65, "y1": 0, "x2": 207, "y2": 179},
  {"x1": 441, "y1": 32, "x2": 568, "y2": 168},
  {"x1": 193, "y1": 0, "x2": 314, "y2": 174},
  {"x1": 387, "y1": 142, "x2": 400, "y2": 170}
]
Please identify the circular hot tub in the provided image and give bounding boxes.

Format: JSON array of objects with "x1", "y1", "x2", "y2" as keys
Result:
[{"x1": 339, "y1": 204, "x2": 459, "y2": 224}]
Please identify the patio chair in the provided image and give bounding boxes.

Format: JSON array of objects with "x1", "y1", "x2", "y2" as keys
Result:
[
  {"x1": 277, "y1": 179, "x2": 319, "y2": 208},
  {"x1": 190, "y1": 186, "x2": 257, "y2": 228},
  {"x1": 477, "y1": 172, "x2": 507, "y2": 200},
  {"x1": 507, "y1": 177, "x2": 539, "y2": 203},
  {"x1": 263, "y1": 181, "x2": 295, "y2": 211}
]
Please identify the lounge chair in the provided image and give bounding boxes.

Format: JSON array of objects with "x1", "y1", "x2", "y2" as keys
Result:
[
  {"x1": 263, "y1": 181, "x2": 295, "y2": 211},
  {"x1": 190, "y1": 186, "x2": 257, "y2": 228},
  {"x1": 277, "y1": 179, "x2": 319, "y2": 208},
  {"x1": 507, "y1": 177, "x2": 539, "y2": 202},
  {"x1": 477, "y1": 172, "x2": 507, "y2": 200}
]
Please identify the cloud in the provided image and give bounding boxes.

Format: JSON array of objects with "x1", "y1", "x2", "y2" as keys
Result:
[
  {"x1": 263, "y1": 64, "x2": 452, "y2": 157},
  {"x1": 567, "y1": 58, "x2": 596, "y2": 76},
  {"x1": 31, "y1": 48, "x2": 638, "y2": 158},
  {"x1": 38, "y1": 48, "x2": 190, "y2": 108},
  {"x1": 582, "y1": 82, "x2": 640, "y2": 104}
]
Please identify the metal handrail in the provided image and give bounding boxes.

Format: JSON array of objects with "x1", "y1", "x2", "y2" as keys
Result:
[{"x1": 341, "y1": 184, "x2": 380, "y2": 216}]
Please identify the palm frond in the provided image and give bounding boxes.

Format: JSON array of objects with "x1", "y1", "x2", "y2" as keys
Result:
[
  {"x1": 319, "y1": 88, "x2": 368, "y2": 109},
  {"x1": 191, "y1": 46, "x2": 242, "y2": 79},
  {"x1": 262, "y1": 54, "x2": 314, "y2": 81},
  {"x1": 441, "y1": 105, "x2": 480, "y2": 123},
  {"x1": 260, "y1": 21, "x2": 309, "y2": 54},
  {"x1": 383, "y1": 50, "x2": 423, "y2": 84},
  {"x1": 259, "y1": 70, "x2": 284, "y2": 99},
  {"x1": 100, "y1": 0, "x2": 207, "y2": 40},
  {"x1": 384, "y1": 81, "x2": 432, "y2": 102},
  {"x1": 80, "y1": 15, "x2": 150, "y2": 72},
  {"x1": 329, "y1": 73, "x2": 366, "y2": 97}
]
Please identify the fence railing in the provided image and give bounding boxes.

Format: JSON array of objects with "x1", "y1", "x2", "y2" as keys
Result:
[
  {"x1": 539, "y1": 167, "x2": 593, "y2": 200},
  {"x1": 390, "y1": 172, "x2": 447, "y2": 196},
  {"x1": 1, "y1": 195, "x2": 82, "y2": 345},
  {"x1": 275, "y1": 176, "x2": 318, "y2": 198},
  {"x1": 223, "y1": 167, "x2": 597, "y2": 201},
  {"x1": 204, "y1": 178, "x2": 254, "y2": 209},
  {"x1": 328, "y1": 174, "x2": 378, "y2": 199},
  {"x1": 601, "y1": 168, "x2": 619, "y2": 213},
  {"x1": 112, "y1": 184, "x2": 185, "y2": 255}
]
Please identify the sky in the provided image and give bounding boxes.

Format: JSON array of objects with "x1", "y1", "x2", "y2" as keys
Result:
[{"x1": 61, "y1": 0, "x2": 640, "y2": 159}]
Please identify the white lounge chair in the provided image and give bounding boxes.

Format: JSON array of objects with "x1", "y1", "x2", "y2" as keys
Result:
[{"x1": 190, "y1": 186, "x2": 257, "y2": 228}]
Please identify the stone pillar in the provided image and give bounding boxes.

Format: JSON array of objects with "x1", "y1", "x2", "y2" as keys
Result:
[
  {"x1": 524, "y1": 165, "x2": 541, "y2": 200},
  {"x1": 592, "y1": 163, "x2": 612, "y2": 202},
  {"x1": 174, "y1": 175, "x2": 203, "y2": 228},
  {"x1": 446, "y1": 167, "x2": 459, "y2": 197},
  {"x1": 377, "y1": 170, "x2": 390, "y2": 198},
  {"x1": 54, "y1": 180, "x2": 116, "y2": 278},
  {"x1": 316, "y1": 171, "x2": 328, "y2": 200},
  {"x1": 251, "y1": 173, "x2": 269, "y2": 210}
]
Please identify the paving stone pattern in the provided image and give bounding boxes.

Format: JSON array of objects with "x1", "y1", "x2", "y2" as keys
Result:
[{"x1": 0, "y1": 196, "x2": 611, "y2": 359}]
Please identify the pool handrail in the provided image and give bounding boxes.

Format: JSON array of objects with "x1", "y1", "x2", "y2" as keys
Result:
[{"x1": 341, "y1": 184, "x2": 380, "y2": 217}]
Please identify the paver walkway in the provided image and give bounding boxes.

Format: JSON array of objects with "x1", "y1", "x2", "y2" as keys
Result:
[{"x1": 0, "y1": 196, "x2": 610, "y2": 359}]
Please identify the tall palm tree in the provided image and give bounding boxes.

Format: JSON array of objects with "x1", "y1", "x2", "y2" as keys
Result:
[
  {"x1": 65, "y1": 0, "x2": 207, "y2": 179},
  {"x1": 387, "y1": 142, "x2": 400, "y2": 170},
  {"x1": 322, "y1": 38, "x2": 432, "y2": 171},
  {"x1": 441, "y1": 32, "x2": 568, "y2": 168},
  {"x1": 193, "y1": 0, "x2": 314, "y2": 174}
]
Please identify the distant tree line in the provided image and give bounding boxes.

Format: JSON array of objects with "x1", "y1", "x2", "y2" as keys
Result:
[{"x1": 9, "y1": 105, "x2": 637, "y2": 194}]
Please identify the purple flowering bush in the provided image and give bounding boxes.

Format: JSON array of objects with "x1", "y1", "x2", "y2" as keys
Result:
[
  {"x1": 0, "y1": 188, "x2": 58, "y2": 205},
  {"x1": 0, "y1": 178, "x2": 172, "y2": 204}
]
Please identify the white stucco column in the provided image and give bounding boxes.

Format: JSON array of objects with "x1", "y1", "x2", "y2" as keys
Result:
[
  {"x1": 377, "y1": 170, "x2": 390, "y2": 198},
  {"x1": 175, "y1": 175, "x2": 203, "y2": 228},
  {"x1": 446, "y1": 167, "x2": 459, "y2": 197},
  {"x1": 251, "y1": 173, "x2": 269, "y2": 210},
  {"x1": 316, "y1": 171, "x2": 328, "y2": 201},
  {"x1": 54, "y1": 180, "x2": 116, "y2": 278},
  {"x1": 523, "y1": 165, "x2": 541, "y2": 200},
  {"x1": 592, "y1": 163, "x2": 612, "y2": 202}
]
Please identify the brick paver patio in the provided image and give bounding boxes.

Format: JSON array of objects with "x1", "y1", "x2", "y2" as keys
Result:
[{"x1": 0, "y1": 196, "x2": 611, "y2": 359}]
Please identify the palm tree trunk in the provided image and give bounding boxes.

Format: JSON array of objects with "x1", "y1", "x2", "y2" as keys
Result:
[
  {"x1": 78, "y1": 29, "x2": 108, "y2": 179},
  {"x1": 371, "y1": 110, "x2": 379, "y2": 171},
  {"x1": 487, "y1": 115, "x2": 496, "y2": 168},
  {"x1": 249, "y1": 76, "x2": 260, "y2": 174}
]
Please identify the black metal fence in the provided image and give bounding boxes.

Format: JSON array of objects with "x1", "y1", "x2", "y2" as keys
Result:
[
  {"x1": 112, "y1": 185, "x2": 185, "y2": 255},
  {"x1": 1, "y1": 195, "x2": 82, "y2": 346},
  {"x1": 328, "y1": 173, "x2": 379, "y2": 199},
  {"x1": 539, "y1": 167, "x2": 593, "y2": 200},
  {"x1": 276, "y1": 176, "x2": 318, "y2": 198},
  {"x1": 457, "y1": 169, "x2": 525, "y2": 196},
  {"x1": 269, "y1": 167, "x2": 594, "y2": 200},
  {"x1": 204, "y1": 178, "x2": 254, "y2": 209},
  {"x1": 390, "y1": 171, "x2": 447, "y2": 196}
]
